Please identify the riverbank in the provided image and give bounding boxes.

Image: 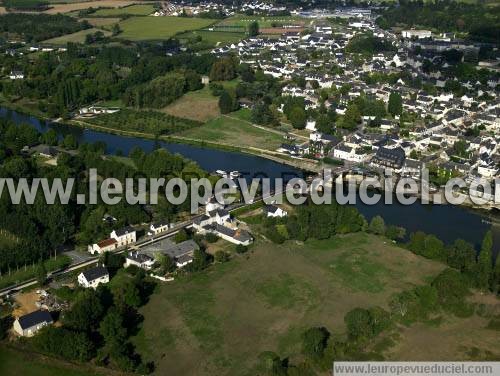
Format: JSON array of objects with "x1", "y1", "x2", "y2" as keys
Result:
[{"x1": 69, "y1": 117, "x2": 321, "y2": 173}]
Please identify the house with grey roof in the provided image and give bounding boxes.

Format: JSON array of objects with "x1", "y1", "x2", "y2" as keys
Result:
[{"x1": 13, "y1": 310, "x2": 53, "y2": 337}]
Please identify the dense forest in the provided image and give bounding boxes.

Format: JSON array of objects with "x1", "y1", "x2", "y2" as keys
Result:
[
  {"x1": 0, "y1": 117, "x2": 208, "y2": 276},
  {"x1": 377, "y1": 1, "x2": 500, "y2": 43},
  {"x1": 0, "y1": 14, "x2": 89, "y2": 42}
]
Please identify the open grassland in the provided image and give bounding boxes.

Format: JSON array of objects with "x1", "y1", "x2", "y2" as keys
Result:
[
  {"x1": 42, "y1": 27, "x2": 111, "y2": 44},
  {"x1": 0, "y1": 346, "x2": 104, "y2": 376},
  {"x1": 41, "y1": 0, "x2": 147, "y2": 14},
  {"x1": 132, "y1": 233, "x2": 463, "y2": 375},
  {"x1": 178, "y1": 114, "x2": 283, "y2": 151},
  {"x1": 217, "y1": 14, "x2": 306, "y2": 28},
  {"x1": 80, "y1": 17, "x2": 120, "y2": 27},
  {"x1": 118, "y1": 16, "x2": 215, "y2": 41},
  {"x1": 162, "y1": 87, "x2": 220, "y2": 122},
  {"x1": 177, "y1": 30, "x2": 246, "y2": 46},
  {"x1": 91, "y1": 3, "x2": 154, "y2": 16}
]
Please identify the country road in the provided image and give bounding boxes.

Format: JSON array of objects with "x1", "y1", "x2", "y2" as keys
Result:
[{"x1": 0, "y1": 184, "x2": 298, "y2": 297}]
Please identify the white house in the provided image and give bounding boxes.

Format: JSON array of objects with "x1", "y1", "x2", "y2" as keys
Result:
[
  {"x1": 150, "y1": 221, "x2": 170, "y2": 235},
  {"x1": 13, "y1": 310, "x2": 53, "y2": 337},
  {"x1": 111, "y1": 226, "x2": 136, "y2": 247},
  {"x1": 87, "y1": 238, "x2": 117, "y2": 255},
  {"x1": 78, "y1": 266, "x2": 109, "y2": 289},
  {"x1": 263, "y1": 205, "x2": 288, "y2": 218},
  {"x1": 9, "y1": 70, "x2": 24, "y2": 80},
  {"x1": 124, "y1": 251, "x2": 155, "y2": 270}
]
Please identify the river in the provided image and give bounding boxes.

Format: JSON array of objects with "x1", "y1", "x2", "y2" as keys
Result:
[{"x1": 0, "y1": 107, "x2": 496, "y2": 250}]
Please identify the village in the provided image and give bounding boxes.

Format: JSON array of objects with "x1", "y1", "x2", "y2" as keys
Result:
[{"x1": 207, "y1": 7, "x2": 498, "y2": 203}]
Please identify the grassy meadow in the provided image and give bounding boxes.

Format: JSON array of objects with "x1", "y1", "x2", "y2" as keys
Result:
[
  {"x1": 0, "y1": 346, "x2": 104, "y2": 376},
  {"x1": 177, "y1": 30, "x2": 246, "y2": 46},
  {"x1": 132, "y1": 233, "x2": 483, "y2": 375},
  {"x1": 178, "y1": 113, "x2": 283, "y2": 151},
  {"x1": 42, "y1": 28, "x2": 111, "y2": 44},
  {"x1": 91, "y1": 4, "x2": 155, "y2": 17},
  {"x1": 162, "y1": 87, "x2": 220, "y2": 122},
  {"x1": 118, "y1": 16, "x2": 216, "y2": 41}
]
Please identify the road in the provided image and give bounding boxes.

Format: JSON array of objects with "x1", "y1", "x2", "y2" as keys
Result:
[{"x1": 0, "y1": 184, "x2": 297, "y2": 297}]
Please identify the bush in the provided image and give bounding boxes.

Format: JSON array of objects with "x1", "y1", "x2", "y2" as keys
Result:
[
  {"x1": 205, "y1": 233, "x2": 219, "y2": 243},
  {"x1": 214, "y1": 250, "x2": 229, "y2": 263},
  {"x1": 235, "y1": 244, "x2": 248, "y2": 254}
]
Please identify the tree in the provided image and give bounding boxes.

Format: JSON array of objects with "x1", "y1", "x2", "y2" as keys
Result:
[
  {"x1": 214, "y1": 250, "x2": 229, "y2": 263},
  {"x1": 493, "y1": 255, "x2": 500, "y2": 294},
  {"x1": 209, "y1": 57, "x2": 236, "y2": 81},
  {"x1": 99, "y1": 308, "x2": 128, "y2": 355},
  {"x1": 368, "y1": 215, "x2": 385, "y2": 235},
  {"x1": 248, "y1": 21, "x2": 259, "y2": 37},
  {"x1": 219, "y1": 90, "x2": 237, "y2": 114},
  {"x1": 476, "y1": 231, "x2": 493, "y2": 290},
  {"x1": 41, "y1": 129, "x2": 58, "y2": 146},
  {"x1": 174, "y1": 228, "x2": 188, "y2": 243},
  {"x1": 385, "y1": 225, "x2": 406, "y2": 240},
  {"x1": 64, "y1": 290, "x2": 105, "y2": 332},
  {"x1": 344, "y1": 308, "x2": 373, "y2": 340},
  {"x1": 157, "y1": 254, "x2": 176, "y2": 273},
  {"x1": 289, "y1": 106, "x2": 307, "y2": 129},
  {"x1": 432, "y1": 269, "x2": 470, "y2": 311},
  {"x1": 35, "y1": 262, "x2": 47, "y2": 285},
  {"x1": 235, "y1": 244, "x2": 248, "y2": 254},
  {"x1": 388, "y1": 92, "x2": 402, "y2": 117},
  {"x1": 302, "y1": 327, "x2": 329, "y2": 359},
  {"x1": 340, "y1": 103, "x2": 361, "y2": 130},
  {"x1": 190, "y1": 248, "x2": 210, "y2": 271},
  {"x1": 62, "y1": 134, "x2": 77, "y2": 149}
]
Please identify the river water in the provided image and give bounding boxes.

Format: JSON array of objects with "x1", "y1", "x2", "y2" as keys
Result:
[{"x1": 1, "y1": 107, "x2": 496, "y2": 250}]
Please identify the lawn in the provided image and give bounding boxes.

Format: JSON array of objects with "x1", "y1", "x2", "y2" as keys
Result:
[
  {"x1": 178, "y1": 114, "x2": 283, "y2": 151},
  {"x1": 177, "y1": 30, "x2": 246, "y2": 46},
  {"x1": 162, "y1": 87, "x2": 220, "y2": 122},
  {"x1": 42, "y1": 28, "x2": 111, "y2": 45},
  {"x1": 0, "y1": 346, "x2": 104, "y2": 376},
  {"x1": 91, "y1": 4, "x2": 155, "y2": 17},
  {"x1": 118, "y1": 16, "x2": 216, "y2": 41},
  {"x1": 132, "y1": 233, "x2": 452, "y2": 375}
]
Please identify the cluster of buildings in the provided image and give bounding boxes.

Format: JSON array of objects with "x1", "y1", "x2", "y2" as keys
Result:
[
  {"x1": 193, "y1": 198, "x2": 253, "y2": 246},
  {"x1": 210, "y1": 11, "x2": 499, "y2": 194}
]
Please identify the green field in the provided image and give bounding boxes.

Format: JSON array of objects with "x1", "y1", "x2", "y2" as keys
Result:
[
  {"x1": 0, "y1": 346, "x2": 103, "y2": 376},
  {"x1": 177, "y1": 30, "x2": 246, "y2": 46},
  {"x1": 162, "y1": 87, "x2": 220, "y2": 122},
  {"x1": 91, "y1": 4, "x2": 155, "y2": 17},
  {"x1": 178, "y1": 113, "x2": 283, "y2": 151},
  {"x1": 132, "y1": 233, "x2": 470, "y2": 375},
  {"x1": 42, "y1": 28, "x2": 111, "y2": 45},
  {"x1": 217, "y1": 14, "x2": 306, "y2": 28},
  {"x1": 118, "y1": 16, "x2": 216, "y2": 41}
]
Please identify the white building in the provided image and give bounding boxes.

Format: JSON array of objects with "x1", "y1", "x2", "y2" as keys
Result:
[
  {"x1": 263, "y1": 205, "x2": 288, "y2": 218},
  {"x1": 111, "y1": 226, "x2": 136, "y2": 247},
  {"x1": 402, "y1": 30, "x2": 431, "y2": 39},
  {"x1": 78, "y1": 266, "x2": 109, "y2": 289},
  {"x1": 124, "y1": 251, "x2": 155, "y2": 270},
  {"x1": 13, "y1": 310, "x2": 53, "y2": 337}
]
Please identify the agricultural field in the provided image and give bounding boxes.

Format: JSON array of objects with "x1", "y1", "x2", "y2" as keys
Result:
[
  {"x1": 41, "y1": 27, "x2": 111, "y2": 45},
  {"x1": 41, "y1": 0, "x2": 146, "y2": 14},
  {"x1": 118, "y1": 16, "x2": 216, "y2": 41},
  {"x1": 216, "y1": 14, "x2": 307, "y2": 28},
  {"x1": 177, "y1": 30, "x2": 246, "y2": 46},
  {"x1": 91, "y1": 3, "x2": 155, "y2": 16},
  {"x1": 178, "y1": 114, "x2": 283, "y2": 151},
  {"x1": 80, "y1": 17, "x2": 120, "y2": 27},
  {"x1": 131, "y1": 232, "x2": 500, "y2": 375},
  {"x1": 162, "y1": 87, "x2": 220, "y2": 122},
  {"x1": 0, "y1": 346, "x2": 104, "y2": 376}
]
